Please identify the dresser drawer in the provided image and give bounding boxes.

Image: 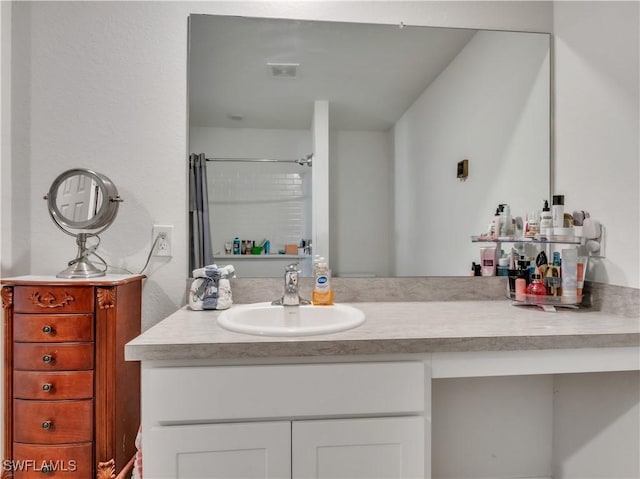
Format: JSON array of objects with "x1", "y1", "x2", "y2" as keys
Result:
[
  {"x1": 13, "y1": 343, "x2": 93, "y2": 371},
  {"x1": 14, "y1": 399, "x2": 93, "y2": 444},
  {"x1": 14, "y1": 314, "x2": 93, "y2": 342},
  {"x1": 14, "y1": 286, "x2": 94, "y2": 314},
  {"x1": 145, "y1": 361, "x2": 425, "y2": 423},
  {"x1": 14, "y1": 371, "x2": 93, "y2": 400},
  {"x1": 12, "y1": 442, "x2": 92, "y2": 478}
]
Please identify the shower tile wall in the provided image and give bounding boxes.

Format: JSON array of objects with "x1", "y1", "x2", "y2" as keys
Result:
[{"x1": 208, "y1": 163, "x2": 312, "y2": 255}]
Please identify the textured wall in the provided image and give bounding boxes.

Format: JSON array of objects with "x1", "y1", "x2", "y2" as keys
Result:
[{"x1": 554, "y1": 1, "x2": 640, "y2": 288}]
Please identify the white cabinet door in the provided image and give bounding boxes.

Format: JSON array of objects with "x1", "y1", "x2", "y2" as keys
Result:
[
  {"x1": 145, "y1": 421, "x2": 291, "y2": 479},
  {"x1": 292, "y1": 416, "x2": 424, "y2": 479}
]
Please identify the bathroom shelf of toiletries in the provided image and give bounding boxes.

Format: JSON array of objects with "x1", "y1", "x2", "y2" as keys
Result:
[
  {"x1": 214, "y1": 254, "x2": 310, "y2": 260},
  {"x1": 472, "y1": 240, "x2": 586, "y2": 309},
  {"x1": 470, "y1": 235, "x2": 582, "y2": 245},
  {"x1": 471, "y1": 197, "x2": 602, "y2": 310}
]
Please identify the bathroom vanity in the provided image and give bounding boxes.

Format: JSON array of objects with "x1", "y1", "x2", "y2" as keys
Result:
[{"x1": 126, "y1": 300, "x2": 639, "y2": 478}]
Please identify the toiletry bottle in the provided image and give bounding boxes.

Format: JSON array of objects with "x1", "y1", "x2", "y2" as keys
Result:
[
  {"x1": 480, "y1": 247, "x2": 496, "y2": 276},
  {"x1": 233, "y1": 237, "x2": 241, "y2": 255},
  {"x1": 561, "y1": 248, "x2": 578, "y2": 299},
  {"x1": 312, "y1": 261, "x2": 334, "y2": 305},
  {"x1": 517, "y1": 255, "x2": 531, "y2": 285},
  {"x1": 552, "y1": 195, "x2": 565, "y2": 228},
  {"x1": 497, "y1": 258, "x2": 510, "y2": 276},
  {"x1": 526, "y1": 211, "x2": 540, "y2": 238},
  {"x1": 491, "y1": 207, "x2": 501, "y2": 239},
  {"x1": 515, "y1": 277, "x2": 527, "y2": 301},
  {"x1": 527, "y1": 273, "x2": 547, "y2": 296},
  {"x1": 545, "y1": 252, "x2": 562, "y2": 296},
  {"x1": 540, "y1": 200, "x2": 552, "y2": 234},
  {"x1": 500, "y1": 204, "x2": 512, "y2": 237}
]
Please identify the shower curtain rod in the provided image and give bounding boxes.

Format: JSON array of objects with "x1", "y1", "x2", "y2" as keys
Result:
[{"x1": 205, "y1": 153, "x2": 313, "y2": 167}]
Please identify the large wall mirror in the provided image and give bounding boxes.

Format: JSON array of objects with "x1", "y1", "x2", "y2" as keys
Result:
[{"x1": 188, "y1": 14, "x2": 550, "y2": 277}]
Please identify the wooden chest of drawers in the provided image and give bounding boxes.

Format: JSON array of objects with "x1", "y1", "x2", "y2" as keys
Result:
[{"x1": 2, "y1": 275, "x2": 144, "y2": 479}]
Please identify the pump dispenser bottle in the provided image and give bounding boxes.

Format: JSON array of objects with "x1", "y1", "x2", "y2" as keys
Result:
[
  {"x1": 540, "y1": 200, "x2": 552, "y2": 234},
  {"x1": 312, "y1": 259, "x2": 334, "y2": 305}
]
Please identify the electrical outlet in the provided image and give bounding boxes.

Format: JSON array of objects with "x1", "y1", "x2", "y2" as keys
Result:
[{"x1": 152, "y1": 225, "x2": 173, "y2": 257}]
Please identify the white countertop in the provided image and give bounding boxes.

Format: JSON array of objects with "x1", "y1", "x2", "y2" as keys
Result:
[{"x1": 125, "y1": 300, "x2": 640, "y2": 361}]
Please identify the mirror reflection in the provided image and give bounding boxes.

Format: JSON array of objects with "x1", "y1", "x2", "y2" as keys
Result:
[
  {"x1": 55, "y1": 174, "x2": 103, "y2": 223},
  {"x1": 188, "y1": 15, "x2": 550, "y2": 277}
]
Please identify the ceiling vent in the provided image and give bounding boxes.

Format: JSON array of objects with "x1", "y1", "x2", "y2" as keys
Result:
[{"x1": 267, "y1": 63, "x2": 299, "y2": 78}]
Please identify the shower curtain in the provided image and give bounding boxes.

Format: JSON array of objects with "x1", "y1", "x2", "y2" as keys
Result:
[{"x1": 189, "y1": 153, "x2": 213, "y2": 273}]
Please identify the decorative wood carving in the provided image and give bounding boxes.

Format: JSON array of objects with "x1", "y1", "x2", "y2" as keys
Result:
[
  {"x1": 1, "y1": 287, "x2": 12, "y2": 308},
  {"x1": 28, "y1": 291, "x2": 75, "y2": 309},
  {"x1": 97, "y1": 288, "x2": 116, "y2": 310},
  {"x1": 96, "y1": 459, "x2": 115, "y2": 479}
]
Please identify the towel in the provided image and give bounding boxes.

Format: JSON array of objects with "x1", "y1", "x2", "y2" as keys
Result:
[
  {"x1": 132, "y1": 425, "x2": 143, "y2": 479},
  {"x1": 189, "y1": 264, "x2": 235, "y2": 310}
]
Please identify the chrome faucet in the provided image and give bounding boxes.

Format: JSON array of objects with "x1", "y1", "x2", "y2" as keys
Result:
[{"x1": 272, "y1": 263, "x2": 310, "y2": 306}]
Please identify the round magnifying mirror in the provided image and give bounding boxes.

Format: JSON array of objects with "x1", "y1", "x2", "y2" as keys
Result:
[{"x1": 44, "y1": 169, "x2": 123, "y2": 278}]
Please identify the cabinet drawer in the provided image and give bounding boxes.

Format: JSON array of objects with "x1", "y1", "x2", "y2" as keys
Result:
[
  {"x1": 144, "y1": 361, "x2": 426, "y2": 423},
  {"x1": 14, "y1": 314, "x2": 93, "y2": 342},
  {"x1": 13, "y1": 343, "x2": 93, "y2": 371},
  {"x1": 14, "y1": 399, "x2": 93, "y2": 444},
  {"x1": 14, "y1": 371, "x2": 93, "y2": 400},
  {"x1": 14, "y1": 286, "x2": 93, "y2": 313},
  {"x1": 12, "y1": 442, "x2": 92, "y2": 478}
]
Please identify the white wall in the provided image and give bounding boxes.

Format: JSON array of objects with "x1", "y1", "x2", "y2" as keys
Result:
[
  {"x1": 554, "y1": 1, "x2": 639, "y2": 289},
  {"x1": 330, "y1": 130, "x2": 394, "y2": 277},
  {"x1": 394, "y1": 30, "x2": 550, "y2": 276}
]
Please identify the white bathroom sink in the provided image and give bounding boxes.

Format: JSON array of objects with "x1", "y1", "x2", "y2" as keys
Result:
[{"x1": 217, "y1": 302, "x2": 366, "y2": 337}]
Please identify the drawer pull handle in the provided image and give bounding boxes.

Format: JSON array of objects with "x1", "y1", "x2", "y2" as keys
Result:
[
  {"x1": 42, "y1": 325, "x2": 54, "y2": 334},
  {"x1": 42, "y1": 354, "x2": 53, "y2": 363},
  {"x1": 41, "y1": 464, "x2": 52, "y2": 473},
  {"x1": 41, "y1": 420, "x2": 52, "y2": 429},
  {"x1": 42, "y1": 383, "x2": 53, "y2": 392}
]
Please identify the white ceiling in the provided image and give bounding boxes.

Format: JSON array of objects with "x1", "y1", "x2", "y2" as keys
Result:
[{"x1": 188, "y1": 15, "x2": 476, "y2": 131}]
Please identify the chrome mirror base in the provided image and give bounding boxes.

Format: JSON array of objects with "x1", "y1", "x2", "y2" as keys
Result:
[{"x1": 56, "y1": 258, "x2": 105, "y2": 279}]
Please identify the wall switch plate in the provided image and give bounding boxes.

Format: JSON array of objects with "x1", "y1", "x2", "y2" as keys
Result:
[{"x1": 152, "y1": 225, "x2": 173, "y2": 257}]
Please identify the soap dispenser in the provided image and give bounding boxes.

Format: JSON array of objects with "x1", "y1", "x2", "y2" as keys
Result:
[{"x1": 312, "y1": 260, "x2": 334, "y2": 306}]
